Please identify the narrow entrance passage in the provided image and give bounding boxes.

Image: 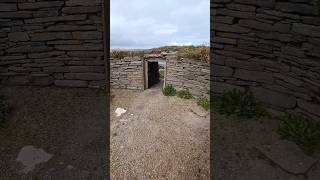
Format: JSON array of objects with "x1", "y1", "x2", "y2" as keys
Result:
[{"x1": 147, "y1": 62, "x2": 160, "y2": 88}]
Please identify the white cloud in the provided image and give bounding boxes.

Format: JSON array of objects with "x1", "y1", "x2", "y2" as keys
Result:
[{"x1": 110, "y1": 0, "x2": 209, "y2": 49}]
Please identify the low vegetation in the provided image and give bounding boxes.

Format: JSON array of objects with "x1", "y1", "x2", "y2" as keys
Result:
[
  {"x1": 215, "y1": 89, "x2": 266, "y2": 118},
  {"x1": 197, "y1": 97, "x2": 210, "y2": 111},
  {"x1": 159, "y1": 69, "x2": 164, "y2": 79},
  {"x1": 0, "y1": 96, "x2": 10, "y2": 128},
  {"x1": 111, "y1": 45, "x2": 210, "y2": 63},
  {"x1": 177, "y1": 90, "x2": 193, "y2": 99},
  {"x1": 162, "y1": 85, "x2": 176, "y2": 96},
  {"x1": 277, "y1": 114, "x2": 320, "y2": 154}
]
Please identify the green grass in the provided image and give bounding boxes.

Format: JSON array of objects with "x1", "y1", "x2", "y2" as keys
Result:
[
  {"x1": 197, "y1": 97, "x2": 210, "y2": 110},
  {"x1": 215, "y1": 89, "x2": 265, "y2": 118},
  {"x1": 162, "y1": 85, "x2": 176, "y2": 96},
  {"x1": 177, "y1": 90, "x2": 193, "y2": 99},
  {"x1": 0, "y1": 96, "x2": 10, "y2": 128},
  {"x1": 277, "y1": 114, "x2": 320, "y2": 154}
]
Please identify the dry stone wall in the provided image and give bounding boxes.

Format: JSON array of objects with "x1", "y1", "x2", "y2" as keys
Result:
[
  {"x1": 110, "y1": 57, "x2": 144, "y2": 90},
  {"x1": 166, "y1": 53, "x2": 210, "y2": 98},
  {"x1": 211, "y1": 0, "x2": 320, "y2": 120},
  {"x1": 0, "y1": 0, "x2": 105, "y2": 88}
]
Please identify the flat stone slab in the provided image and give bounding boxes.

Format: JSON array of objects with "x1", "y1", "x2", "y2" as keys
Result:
[
  {"x1": 308, "y1": 163, "x2": 320, "y2": 180},
  {"x1": 16, "y1": 145, "x2": 53, "y2": 174},
  {"x1": 257, "y1": 140, "x2": 317, "y2": 174}
]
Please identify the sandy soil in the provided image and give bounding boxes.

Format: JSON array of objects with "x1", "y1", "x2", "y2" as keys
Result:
[
  {"x1": 0, "y1": 86, "x2": 108, "y2": 179},
  {"x1": 110, "y1": 83, "x2": 210, "y2": 179}
]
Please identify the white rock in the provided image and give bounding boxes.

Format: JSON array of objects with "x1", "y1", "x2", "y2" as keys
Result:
[{"x1": 115, "y1": 107, "x2": 126, "y2": 117}]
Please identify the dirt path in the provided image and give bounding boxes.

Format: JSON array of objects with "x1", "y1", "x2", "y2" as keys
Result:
[{"x1": 111, "y1": 83, "x2": 210, "y2": 179}]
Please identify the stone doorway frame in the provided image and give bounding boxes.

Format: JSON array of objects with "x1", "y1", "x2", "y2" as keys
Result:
[{"x1": 143, "y1": 58, "x2": 166, "y2": 90}]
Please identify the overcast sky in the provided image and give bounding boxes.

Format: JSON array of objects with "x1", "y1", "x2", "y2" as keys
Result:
[{"x1": 111, "y1": 0, "x2": 209, "y2": 49}]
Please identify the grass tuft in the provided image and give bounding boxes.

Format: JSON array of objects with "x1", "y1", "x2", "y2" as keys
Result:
[
  {"x1": 215, "y1": 89, "x2": 265, "y2": 118},
  {"x1": 177, "y1": 90, "x2": 193, "y2": 99},
  {"x1": 277, "y1": 114, "x2": 320, "y2": 154},
  {"x1": 197, "y1": 97, "x2": 210, "y2": 111},
  {"x1": 162, "y1": 85, "x2": 176, "y2": 96}
]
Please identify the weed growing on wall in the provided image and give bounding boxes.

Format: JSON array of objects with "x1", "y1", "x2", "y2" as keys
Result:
[
  {"x1": 162, "y1": 85, "x2": 176, "y2": 96},
  {"x1": 215, "y1": 89, "x2": 265, "y2": 118},
  {"x1": 0, "y1": 96, "x2": 10, "y2": 128},
  {"x1": 177, "y1": 90, "x2": 193, "y2": 99},
  {"x1": 278, "y1": 114, "x2": 320, "y2": 154},
  {"x1": 197, "y1": 97, "x2": 210, "y2": 110}
]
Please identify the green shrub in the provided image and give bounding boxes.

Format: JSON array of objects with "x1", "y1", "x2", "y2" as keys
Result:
[
  {"x1": 162, "y1": 85, "x2": 176, "y2": 96},
  {"x1": 0, "y1": 96, "x2": 10, "y2": 128},
  {"x1": 277, "y1": 114, "x2": 320, "y2": 154},
  {"x1": 197, "y1": 97, "x2": 210, "y2": 110},
  {"x1": 177, "y1": 90, "x2": 193, "y2": 99},
  {"x1": 215, "y1": 89, "x2": 265, "y2": 118}
]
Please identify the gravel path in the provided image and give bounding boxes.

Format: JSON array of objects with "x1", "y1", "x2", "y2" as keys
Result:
[
  {"x1": 111, "y1": 83, "x2": 210, "y2": 179},
  {"x1": 0, "y1": 86, "x2": 108, "y2": 179}
]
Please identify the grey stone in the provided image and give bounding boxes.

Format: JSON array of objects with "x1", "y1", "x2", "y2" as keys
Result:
[
  {"x1": 308, "y1": 163, "x2": 320, "y2": 180},
  {"x1": 297, "y1": 99, "x2": 320, "y2": 118},
  {"x1": 234, "y1": 0, "x2": 275, "y2": 8},
  {"x1": 7, "y1": 45, "x2": 53, "y2": 53},
  {"x1": 212, "y1": 16, "x2": 234, "y2": 24},
  {"x1": 273, "y1": 22, "x2": 291, "y2": 33},
  {"x1": 72, "y1": 31, "x2": 102, "y2": 40},
  {"x1": 69, "y1": 66, "x2": 105, "y2": 73},
  {"x1": 226, "y1": 58, "x2": 263, "y2": 71},
  {"x1": 55, "y1": 44, "x2": 103, "y2": 51},
  {"x1": 281, "y1": 45, "x2": 306, "y2": 58},
  {"x1": 30, "y1": 76, "x2": 54, "y2": 86},
  {"x1": 217, "y1": 8, "x2": 255, "y2": 19},
  {"x1": 212, "y1": 36, "x2": 236, "y2": 44},
  {"x1": 234, "y1": 69, "x2": 273, "y2": 83},
  {"x1": 226, "y1": 3, "x2": 256, "y2": 12},
  {"x1": 46, "y1": 25, "x2": 96, "y2": 32},
  {"x1": 25, "y1": 15, "x2": 87, "y2": 24},
  {"x1": 0, "y1": 3, "x2": 17, "y2": 11},
  {"x1": 66, "y1": 0, "x2": 101, "y2": 6},
  {"x1": 275, "y1": 2, "x2": 315, "y2": 15},
  {"x1": 54, "y1": 80, "x2": 88, "y2": 87},
  {"x1": 18, "y1": 1, "x2": 64, "y2": 10},
  {"x1": 64, "y1": 73, "x2": 105, "y2": 80},
  {"x1": 251, "y1": 87, "x2": 296, "y2": 108},
  {"x1": 30, "y1": 32, "x2": 72, "y2": 41},
  {"x1": 43, "y1": 66, "x2": 69, "y2": 73},
  {"x1": 273, "y1": 73, "x2": 303, "y2": 87},
  {"x1": 212, "y1": 65, "x2": 233, "y2": 77},
  {"x1": 67, "y1": 51, "x2": 104, "y2": 58},
  {"x1": 4, "y1": 76, "x2": 29, "y2": 85},
  {"x1": 211, "y1": 81, "x2": 244, "y2": 94},
  {"x1": 8, "y1": 32, "x2": 29, "y2": 42},
  {"x1": 0, "y1": 11, "x2": 32, "y2": 18},
  {"x1": 239, "y1": 20, "x2": 274, "y2": 31},
  {"x1": 257, "y1": 139, "x2": 317, "y2": 174},
  {"x1": 292, "y1": 23, "x2": 320, "y2": 38},
  {"x1": 62, "y1": 6, "x2": 101, "y2": 14},
  {"x1": 28, "y1": 51, "x2": 65, "y2": 59}
]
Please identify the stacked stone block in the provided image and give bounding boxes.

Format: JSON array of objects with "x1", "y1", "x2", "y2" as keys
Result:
[
  {"x1": 211, "y1": 0, "x2": 320, "y2": 120},
  {"x1": 166, "y1": 53, "x2": 210, "y2": 98},
  {"x1": 110, "y1": 57, "x2": 144, "y2": 90},
  {"x1": 0, "y1": 0, "x2": 105, "y2": 88}
]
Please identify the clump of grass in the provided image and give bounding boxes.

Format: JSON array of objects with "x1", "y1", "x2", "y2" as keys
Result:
[
  {"x1": 0, "y1": 96, "x2": 10, "y2": 128},
  {"x1": 197, "y1": 97, "x2": 210, "y2": 110},
  {"x1": 215, "y1": 89, "x2": 265, "y2": 118},
  {"x1": 110, "y1": 50, "x2": 145, "y2": 59},
  {"x1": 277, "y1": 114, "x2": 320, "y2": 154},
  {"x1": 162, "y1": 85, "x2": 176, "y2": 96},
  {"x1": 177, "y1": 90, "x2": 193, "y2": 99}
]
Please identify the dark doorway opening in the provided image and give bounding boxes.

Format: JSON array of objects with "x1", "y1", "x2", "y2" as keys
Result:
[{"x1": 147, "y1": 62, "x2": 160, "y2": 88}]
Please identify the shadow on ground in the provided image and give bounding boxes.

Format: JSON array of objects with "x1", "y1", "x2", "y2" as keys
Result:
[{"x1": 0, "y1": 86, "x2": 108, "y2": 179}]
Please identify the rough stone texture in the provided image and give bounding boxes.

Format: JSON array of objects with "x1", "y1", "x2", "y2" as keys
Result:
[
  {"x1": 110, "y1": 57, "x2": 144, "y2": 90},
  {"x1": 211, "y1": 0, "x2": 320, "y2": 121},
  {"x1": 257, "y1": 140, "x2": 317, "y2": 174},
  {"x1": 0, "y1": 0, "x2": 105, "y2": 89},
  {"x1": 166, "y1": 53, "x2": 210, "y2": 97}
]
